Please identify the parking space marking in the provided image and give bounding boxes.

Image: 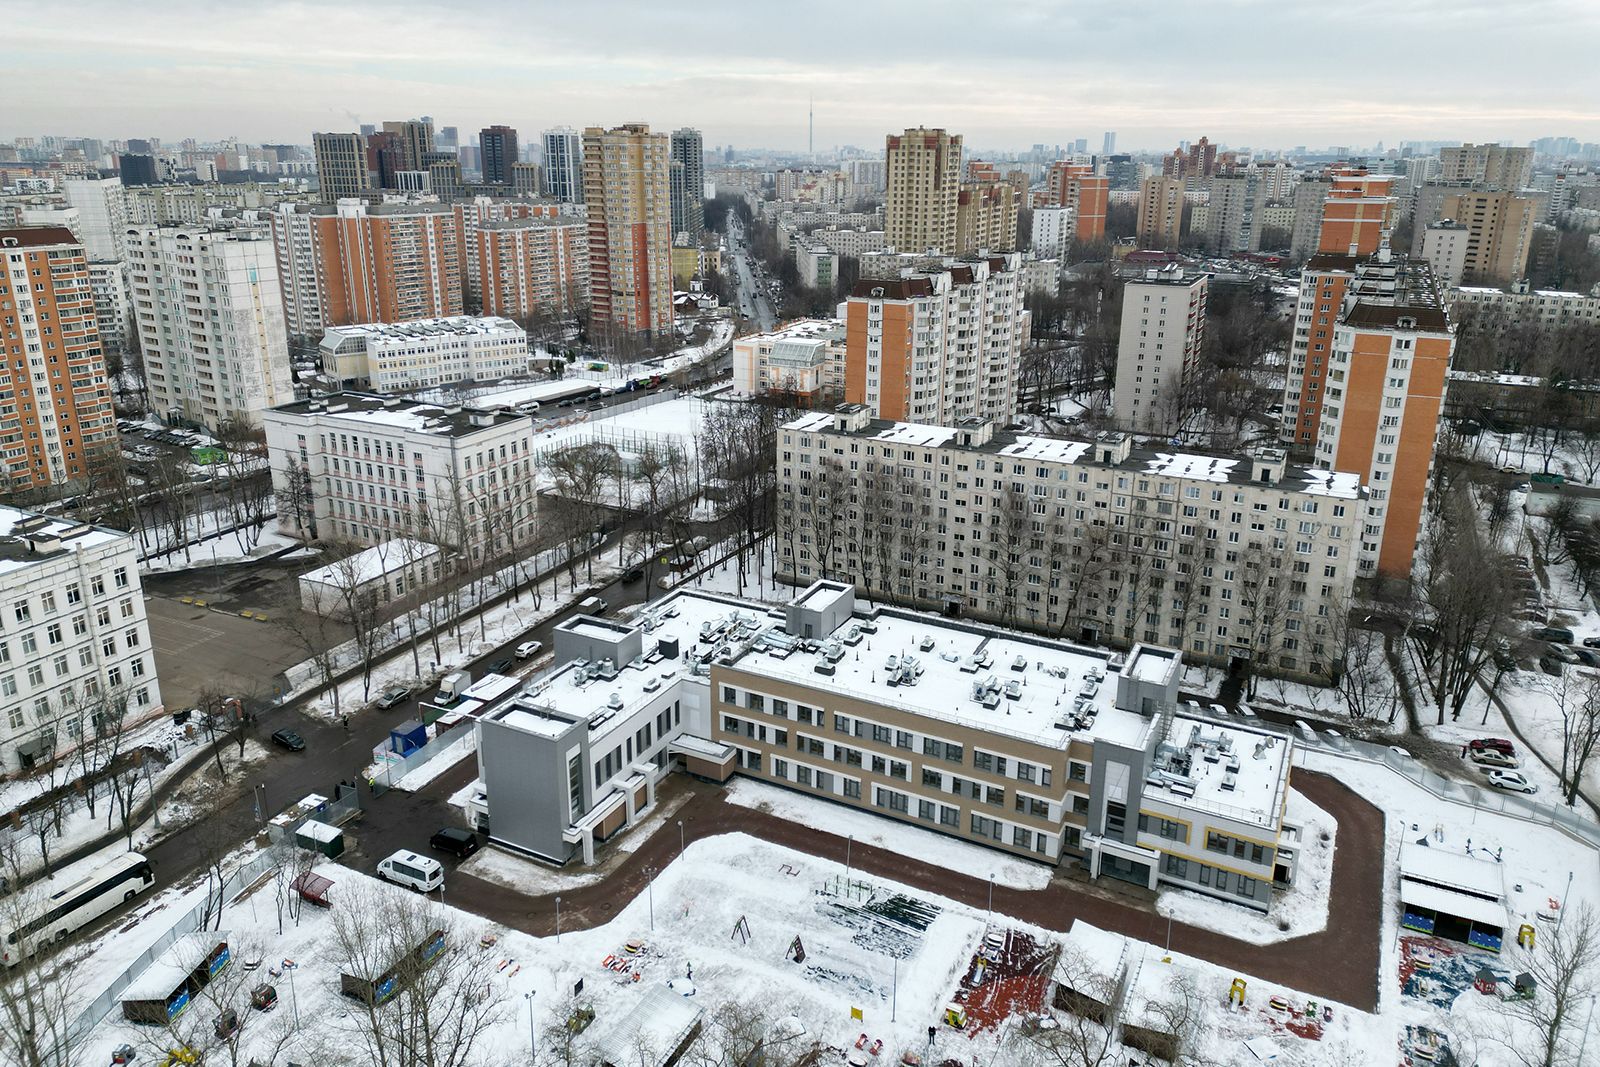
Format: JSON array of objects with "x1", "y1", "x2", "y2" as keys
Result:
[{"x1": 149, "y1": 612, "x2": 226, "y2": 656}]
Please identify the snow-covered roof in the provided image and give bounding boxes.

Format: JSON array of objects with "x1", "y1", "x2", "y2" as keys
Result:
[
  {"x1": 1145, "y1": 715, "x2": 1291, "y2": 830},
  {"x1": 592, "y1": 984, "x2": 704, "y2": 1067},
  {"x1": 1401, "y1": 880, "x2": 1509, "y2": 930},
  {"x1": 298, "y1": 539, "x2": 439, "y2": 588},
  {"x1": 1399, "y1": 842, "x2": 1506, "y2": 900},
  {"x1": 120, "y1": 932, "x2": 230, "y2": 1002},
  {"x1": 0, "y1": 505, "x2": 127, "y2": 578},
  {"x1": 865, "y1": 422, "x2": 960, "y2": 448},
  {"x1": 322, "y1": 316, "x2": 522, "y2": 345}
]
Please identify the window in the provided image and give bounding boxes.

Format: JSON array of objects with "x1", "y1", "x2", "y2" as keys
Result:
[
  {"x1": 939, "y1": 806, "x2": 960, "y2": 827},
  {"x1": 113, "y1": 567, "x2": 128, "y2": 589},
  {"x1": 12, "y1": 600, "x2": 29, "y2": 623},
  {"x1": 1164, "y1": 854, "x2": 1189, "y2": 878},
  {"x1": 1068, "y1": 761, "x2": 1088, "y2": 782},
  {"x1": 26, "y1": 665, "x2": 44, "y2": 687},
  {"x1": 747, "y1": 693, "x2": 765, "y2": 713},
  {"x1": 843, "y1": 779, "x2": 860, "y2": 799},
  {"x1": 722, "y1": 685, "x2": 737, "y2": 704},
  {"x1": 835, "y1": 715, "x2": 851, "y2": 735},
  {"x1": 773, "y1": 758, "x2": 788, "y2": 779},
  {"x1": 796, "y1": 765, "x2": 812, "y2": 786}
]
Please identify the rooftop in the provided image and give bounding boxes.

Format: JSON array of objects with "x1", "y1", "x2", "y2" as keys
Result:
[
  {"x1": 0, "y1": 225, "x2": 80, "y2": 249},
  {"x1": 322, "y1": 317, "x2": 522, "y2": 344},
  {"x1": 298, "y1": 539, "x2": 439, "y2": 588},
  {"x1": 785, "y1": 415, "x2": 1365, "y2": 500},
  {"x1": 0, "y1": 506, "x2": 126, "y2": 577},
  {"x1": 1340, "y1": 251, "x2": 1450, "y2": 332},
  {"x1": 267, "y1": 391, "x2": 530, "y2": 438},
  {"x1": 1146, "y1": 712, "x2": 1291, "y2": 829}
]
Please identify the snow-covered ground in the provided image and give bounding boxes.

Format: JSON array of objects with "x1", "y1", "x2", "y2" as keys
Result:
[
  {"x1": 679, "y1": 539, "x2": 794, "y2": 604},
  {"x1": 140, "y1": 522, "x2": 306, "y2": 573},
  {"x1": 391, "y1": 731, "x2": 476, "y2": 792},
  {"x1": 726, "y1": 778, "x2": 1055, "y2": 891},
  {"x1": 75, "y1": 831, "x2": 1395, "y2": 1067},
  {"x1": 1156, "y1": 787, "x2": 1336, "y2": 944}
]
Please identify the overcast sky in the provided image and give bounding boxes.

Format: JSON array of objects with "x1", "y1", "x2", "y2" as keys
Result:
[{"x1": 5, "y1": 0, "x2": 1598, "y2": 153}]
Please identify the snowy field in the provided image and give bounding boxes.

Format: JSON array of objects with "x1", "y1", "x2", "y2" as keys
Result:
[
  {"x1": 140, "y1": 522, "x2": 307, "y2": 573},
  {"x1": 76, "y1": 831, "x2": 1397, "y2": 1067}
]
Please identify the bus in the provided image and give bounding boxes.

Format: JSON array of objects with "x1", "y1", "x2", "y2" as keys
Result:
[{"x1": 2, "y1": 851, "x2": 155, "y2": 965}]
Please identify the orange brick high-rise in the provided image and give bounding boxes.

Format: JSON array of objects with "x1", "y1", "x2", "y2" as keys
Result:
[
  {"x1": 1280, "y1": 170, "x2": 1397, "y2": 449},
  {"x1": 0, "y1": 227, "x2": 116, "y2": 491},
  {"x1": 1045, "y1": 162, "x2": 1108, "y2": 244}
]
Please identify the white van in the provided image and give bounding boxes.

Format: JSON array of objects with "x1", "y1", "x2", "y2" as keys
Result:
[
  {"x1": 577, "y1": 595, "x2": 608, "y2": 615},
  {"x1": 377, "y1": 850, "x2": 443, "y2": 893}
]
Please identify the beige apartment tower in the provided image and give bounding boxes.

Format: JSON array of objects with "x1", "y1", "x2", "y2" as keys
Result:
[
  {"x1": 1136, "y1": 176, "x2": 1185, "y2": 249},
  {"x1": 582, "y1": 124, "x2": 675, "y2": 336},
  {"x1": 1439, "y1": 190, "x2": 1538, "y2": 287},
  {"x1": 885, "y1": 128, "x2": 962, "y2": 254},
  {"x1": 312, "y1": 132, "x2": 372, "y2": 202}
]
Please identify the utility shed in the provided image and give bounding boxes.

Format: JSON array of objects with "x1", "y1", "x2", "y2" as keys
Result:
[
  {"x1": 120, "y1": 932, "x2": 231, "y2": 1024},
  {"x1": 1399, "y1": 842, "x2": 1509, "y2": 952}
]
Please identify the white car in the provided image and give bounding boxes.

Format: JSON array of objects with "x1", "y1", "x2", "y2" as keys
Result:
[
  {"x1": 514, "y1": 640, "x2": 544, "y2": 659},
  {"x1": 1470, "y1": 749, "x2": 1519, "y2": 769},
  {"x1": 1486, "y1": 770, "x2": 1536, "y2": 794}
]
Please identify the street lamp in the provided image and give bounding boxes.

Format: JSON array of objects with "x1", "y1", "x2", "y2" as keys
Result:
[
  {"x1": 647, "y1": 866, "x2": 655, "y2": 931},
  {"x1": 525, "y1": 991, "x2": 537, "y2": 1059},
  {"x1": 985, "y1": 873, "x2": 995, "y2": 928},
  {"x1": 845, "y1": 834, "x2": 853, "y2": 895},
  {"x1": 677, "y1": 819, "x2": 685, "y2": 856},
  {"x1": 555, "y1": 896, "x2": 562, "y2": 944}
]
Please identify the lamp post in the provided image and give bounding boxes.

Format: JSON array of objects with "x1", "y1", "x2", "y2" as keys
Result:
[
  {"x1": 647, "y1": 866, "x2": 655, "y2": 931},
  {"x1": 986, "y1": 873, "x2": 995, "y2": 928},
  {"x1": 845, "y1": 834, "x2": 853, "y2": 895},
  {"x1": 555, "y1": 896, "x2": 562, "y2": 944},
  {"x1": 525, "y1": 990, "x2": 537, "y2": 1059},
  {"x1": 677, "y1": 819, "x2": 685, "y2": 856}
]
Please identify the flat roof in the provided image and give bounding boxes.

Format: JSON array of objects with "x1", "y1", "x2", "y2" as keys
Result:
[
  {"x1": 0, "y1": 506, "x2": 126, "y2": 577},
  {"x1": 1399, "y1": 842, "x2": 1506, "y2": 900},
  {"x1": 120, "y1": 932, "x2": 229, "y2": 1002},
  {"x1": 322, "y1": 316, "x2": 522, "y2": 343},
  {"x1": 298, "y1": 539, "x2": 438, "y2": 587},
  {"x1": 268, "y1": 391, "x2": 529, "y2": 438},
  {"x1": 786, "y1": 417, "x2": 1364, "y2": 500},
  {"x1": 1146, "y1": 715, "x2": 1291, "y2": 830}
]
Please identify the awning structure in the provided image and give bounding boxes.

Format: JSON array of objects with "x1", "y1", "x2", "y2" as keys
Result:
[{"x1": 1399, "y1": 880, "x2": 1510, "y2": 930}]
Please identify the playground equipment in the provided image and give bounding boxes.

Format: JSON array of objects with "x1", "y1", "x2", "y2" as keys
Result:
[
  {"x1": 1518, "y1": 923, "x2": 1536, "y2": 948},
  {"x1": 1227, "y1": 977, "x2": 1247, "y2": 1007},
  {"x1": 944, "y1": 1004, "x2": 967, "y2": 1028}
]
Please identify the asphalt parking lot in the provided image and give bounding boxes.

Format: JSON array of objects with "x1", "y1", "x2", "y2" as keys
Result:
[{"x1": 146, "y1": 594, "x2": 308, "y2": 710}]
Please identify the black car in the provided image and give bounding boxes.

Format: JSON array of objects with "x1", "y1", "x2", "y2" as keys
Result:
[
  {"x1": 429, "y1": 827, "x2": 480, "y2": 858},
  {"x1": 271, "y1": 728, "x2": 306, "y2": 752},
  {"x1": 485, "y1": 657, "x2": 514, "y2": 674},
  {"x1": 622, "y1": 566, "x2": 644, "y2": 583}
]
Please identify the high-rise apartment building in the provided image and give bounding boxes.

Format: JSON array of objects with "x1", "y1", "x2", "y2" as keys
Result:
[
  {"x1": 0, "y1": 227, "x2": 117, "y2": 491},
  {"x1": 954, "y1": 182, "x2": 1018, "y2": 254},
  {"x1": 669, "y1": 128, "x2": 705, "y2": 242},
  {"x1": 118, "y1": 154, "x2": 157, "y2": 187},
  {"x1": 382, "y1": 119, "x2": 434, "y2": 173},
  {"x1": 1438, "y1": 190, "x2": 1538, "y2": 286},
  {"x1": 126, "y1": 223, "x2": 293, "y2": 430},
  {"x1": 1045, "y1": 162, "x2": 1108, "y2": 243},
  {"x1": 843, "y1": 252, "x2": 1026, "y2": 424},
  {"x1": 1280, "y1": 173, "x2": 1399, "y2": 449},
  {"x1": 511, "y1": 162, "x2": 541, "y2": 197},
  {"x1": 885, "y1": 127, "x2": 961, "y2": 253},
  {"x1": 1203, "y1": 175, "x2": 1254, "y2": 253},
  {"x1": 1162, "y1": 137, "x2": 1218, "y2": 183},
  {"x1": 581, "y1": 123, "x2": 675, "y2": 337},
  {"x1": 1135, "y1": 176, "x2": 1184, "y2": 250},
  {"x1": 1030, "y1": 206, "x2": 1075, "y2": 259},
  {"x1": 1439, "y1": 143, "x2": 1533, "y2": 191},
  {"x1": 541, "y1": 128, "x2": 583, "y2": 203},
  {"x1": 1419, "y1": 220, "x2": 1470, "y2": 288},
  {"x1": 268, "y1": 200, "x2": 463, "y2": 337},
  {"x1": 60, "y1": 177, "x2": 128, "y2": 262},
  {"x1": 1113, "y1": 265, "x2": 1208, "y2": 435},
  {"x1": 473, "y1": 216, "x2": 590, "y2": 321},
  {"x1": 313, "y1": 132, "x2": 373, "y2": 202},
  {"x1": 450, "y1": 197, "x2": 565, "y2": 308},
  {"x1": 479, "y1": 125, "x2": 519, "y2": 186},
  {"x1": 1314, "y1": 252, "x2": 1452, "y2": 579},
  {"x1": 1289, "y1": 177, "x2": 1331, "y2": 262}
]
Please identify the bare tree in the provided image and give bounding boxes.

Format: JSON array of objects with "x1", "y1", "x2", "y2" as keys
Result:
[
  {"x1": 1556, "y1": 670, "x2": 1600, "y2": 808},
  {"x1": 0, "y1": 840, "x2": 77, "y2": 1067},
  {"x1": 1021, "y1": 946, "x2": 1117, "y2": 1067},
  {"x1": 330, "y1": 883, "x2": 510, "y2": 1067},
  {"x1": 1490, "y1": 902, "x2": 1599, "y2": 1067}
]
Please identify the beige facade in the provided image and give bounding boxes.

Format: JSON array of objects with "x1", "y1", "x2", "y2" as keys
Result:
[
  {"x1": 1438, "y1": 143, "x2": 1533, "y2": 191},
  {"x1": 731, "y1": 318, "x2": 846, "y2": 403},
  {"x1": 777, "y1": 408, "x2": 1363, "y2": 682},
  {"x1": 1135, "y1": 176, "x2": 1184, "y2": 250},
  {"x1": 1440, "y1": 190, "x2": 1538, "y2": 287},
  {"x1": 954, "y1": 181, "x2": 1018, "y2": 254},
  {"x1": 885, "y1": 127, "x2": 961, "y2": 254},
  {"x1": 1114, "y1": 265, "x2": 1207, "y2": 435},
  {"x1": 582, "y1": 124, "x2": 675, "y2": 336}
]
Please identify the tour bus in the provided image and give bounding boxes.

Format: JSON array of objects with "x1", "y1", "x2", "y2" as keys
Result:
[{"x1": 2, "y1": 851, "x2": 155, "y2": 965}]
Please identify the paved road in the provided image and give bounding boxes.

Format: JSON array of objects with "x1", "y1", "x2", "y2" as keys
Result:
[
  {"x1": 727, "y1": 218, "x2": 776, "y2": 332},
  {"x1": 345, "y1": 765, "x2": 1384, "y2": 1012}
]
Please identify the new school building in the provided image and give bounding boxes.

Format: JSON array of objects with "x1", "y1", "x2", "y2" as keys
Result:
[{"x1": 474, "y1": 582, "x2": 1302, "y2": 910}]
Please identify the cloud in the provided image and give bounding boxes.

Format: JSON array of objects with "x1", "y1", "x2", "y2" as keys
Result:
[{"x1": 3, "y1": 0, "x2": 1597, "y2": 149}]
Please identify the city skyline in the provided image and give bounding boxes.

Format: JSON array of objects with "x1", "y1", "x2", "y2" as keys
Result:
[{"x1": 5, "y1": 0, "x2": 1599, "y2": 151}]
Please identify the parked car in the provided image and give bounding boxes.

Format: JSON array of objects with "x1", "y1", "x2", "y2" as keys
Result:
[
  {"x1": 1576, "y1": 648, "x2": 1600, "y2": 669},
  {"x1": 1532, "y1": 626, "x2": 1576, "y2": 644},
  {"x1": 485, "y1": 657, "x2": 514, "y2": 675},
  {"x1": 1470, "y1": 749, "x2": 1519, "y2": 769},
  {"x1": 1469, "y1": 737, "x2": 1516, "y2": 756},
  {"x1": 514, "y1": 640, "x2": 544, "y2": 659},
  {"x1": 429, "y1": 827, "x2": 480, "y2": 859},
  {"x1": 375, "y1": 685, "x2": 412, "y2": 709},
  {"x1": 377, "y1": 850, "x2": 443, "y2": 892},
  {"x1": 270, "y1": 729, "x2": 306, "y2": 752},
  {"x1": 1583, "y1": 637, "x2": 1600, "y2": 649},
  {"x1": 1486, "y1": 770, "x2": 1537, "y2": 794},
  {"x1": 1547, "y1": 643, "x2": 1579, "y2": 663},
  {"x1": 622, "y1": 566, "x2": 644, "y2": 583}
]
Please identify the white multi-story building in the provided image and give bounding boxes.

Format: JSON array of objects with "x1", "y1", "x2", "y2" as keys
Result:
[
  {"x1": 777, "y1": 407, "x2": 1363, "y2": 683},
  {"x1": 731, "y1": 319, "x2": 846, "y2": 403},
  {"x1": 1448, "y1": 279, "x2": 1600, "y2": 329},
  {"x1": 268, "y1": 201, "x2": 325, "y2": 339},
  {"x1": 318, "y1": 316, "x2": 528, "y2": 392},
  {"x1": 261, "y1": 392, "x2": 539, "y2": 559},
  {"x1": 808, "y1": 228, "x2": 885, "y2": 259},
  {"x1": 794, "y1": 243, "x2": 836, "y2": 290},
  {"x1": 0, "y1": 507, "x2": 162, "y2": 773},
  {"x1": 843, "y1": 252, "x2": 1028, "y2": 425},
  {"x1": 61, "y1": 177, "x2": 128, "y2": 262},
  {"x1": 1030, "y1": 205, "x2": 1076, "y2": 259},
  {"x1": 541, "y1": 128, "x2": 583, "y2": 204},
  {"x1": 125, "y1": 223, "x2": 294, "y2": 431},
  {"x1": 1114, "y1": 264, "x2": 1208, "y2": 435},
  {"x1": 87, "y1": 262, "x2": 131, "y2": 356},
  {"x1": 1419, "y1": 220, "x2": 1470, "y2": 288}
]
